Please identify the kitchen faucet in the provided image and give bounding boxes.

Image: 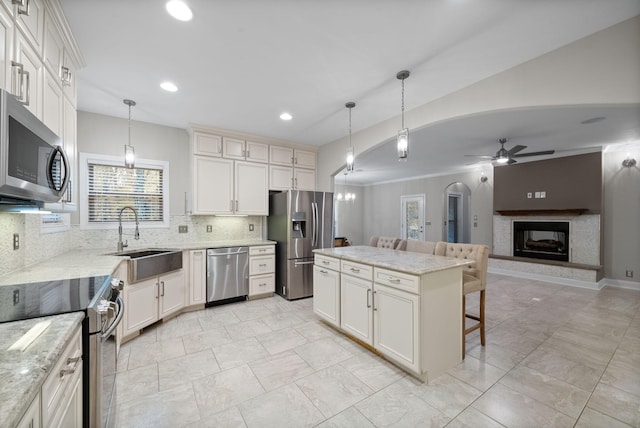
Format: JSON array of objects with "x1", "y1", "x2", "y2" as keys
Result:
[{"x1": 117, "y1": 206, "x2": 140, "y2": 252}]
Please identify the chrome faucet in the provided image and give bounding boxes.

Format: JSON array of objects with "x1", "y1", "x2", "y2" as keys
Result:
[{"x1": 117, "y1": 206, "x2": 140, "y2": 252}]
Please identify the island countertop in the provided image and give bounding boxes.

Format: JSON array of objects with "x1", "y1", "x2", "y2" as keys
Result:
[
  {"x1": 0, "y1": 312, "x2": 84, "y2": 428},
  {"x1": 313, "y1": 245, "x2": 471, "y2": 275}
]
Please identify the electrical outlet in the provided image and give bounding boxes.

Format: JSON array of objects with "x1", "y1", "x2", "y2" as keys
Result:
[
  {"x1": 13, "y1": 233, "x2": 19, "y2": 250},
  {"x1": 13, "y1": 289, "x2": 19, "y2": 305},
  {"x1": 249, "y1": 224, "x2": 254, "y2": 232},
  {"x1": 206, "y1": 225, "x2": 212, "y2": 233},
  {"x1": 474, "y1": 222, "x2": 478, "y2": 228},
  {"x1": 178, "y1": 225, "x2": 188, "y2": 233},
  {"x1": 626, "y1": 270, "x2": 634, "y2": 278}
]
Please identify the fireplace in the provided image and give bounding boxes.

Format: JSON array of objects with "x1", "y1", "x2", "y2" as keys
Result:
[{"x1": 513, "y1": 221, "x2": 569, "y2": 262}]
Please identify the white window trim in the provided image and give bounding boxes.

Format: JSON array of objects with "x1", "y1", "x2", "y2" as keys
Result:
[{"x1": 79, "y1": 152, "x2": 170, "y2": 230}]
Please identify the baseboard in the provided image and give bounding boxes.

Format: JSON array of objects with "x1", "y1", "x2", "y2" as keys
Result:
[
  {"x1": 599, "y1": 278, "x2": 640, "y2": 291},
  {"x1": 488, "y1": 267, "x2": 603, "y2": 290}
]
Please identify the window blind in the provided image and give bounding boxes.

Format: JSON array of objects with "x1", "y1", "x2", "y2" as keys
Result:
[{"x1": 87, "y1": 164, "x2": 164, "y2": 223}]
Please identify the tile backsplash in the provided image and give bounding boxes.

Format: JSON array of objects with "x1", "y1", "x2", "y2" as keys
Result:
[{"x1": 0, "y1": 213, "x2": 264, "y2": 276}]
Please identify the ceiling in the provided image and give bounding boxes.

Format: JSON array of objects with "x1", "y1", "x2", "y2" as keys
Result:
[{"x1": 59, "y1": 1, "x2": 640, "y2": 184}]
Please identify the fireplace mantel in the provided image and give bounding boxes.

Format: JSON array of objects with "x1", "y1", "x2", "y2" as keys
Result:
[{"x1": 496, "y1": 209, "x2": 588, "y2": 216}]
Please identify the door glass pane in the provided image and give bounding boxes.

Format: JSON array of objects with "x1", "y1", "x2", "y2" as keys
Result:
[{"x1": 406, "y1": 200, "x2": 420, "y2": 240}]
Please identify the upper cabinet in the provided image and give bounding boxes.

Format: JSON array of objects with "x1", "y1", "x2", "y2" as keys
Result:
[
  {"x1": 294, "y1": 150, "x2": 316, "y2": 169},
  {"x1": 269, "y1": 145, "x2": 293, "y2": 166},
  {"x1": 223, "y1": 137, "x2": 269, "y2": 163},
  {"x1": 0, "y1": 6, "x2": 14, "y2": 91},
  {"x1": 193, "y1": 131, "x2": 222, "y2": 157},
  {"x1": 14, "y1": 0, "x2": 44, "y2": 54}
]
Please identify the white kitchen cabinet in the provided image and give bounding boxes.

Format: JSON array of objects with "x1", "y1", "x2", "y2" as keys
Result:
[
  {"x1": 12, "y1": 31, "x2": 42, "y2": 117},
  {"x1": 248, "y1": 245, "x2": 275, "y2": 298},
  {"x1": 269, "y1": 145, "x2": 294, "y2": 166},
  {"x1": 246, "y1": 141, "x2": 268, "y2": 163},
  {"x1": 42, "y1": 68, "x2": 62, "y2": 134},
  {"x1": 192, "y1": 156, "x2": 233, "y2": 214},
  {"x1": 313, "y1": 256, "x2": 341, "y2": 327},
  {"x1": 373, "y1": 282, "x2": 420, "y2": 373},
  {"x1": 16, "y1": 392, "x2": 41, "y2": 428},
  {"x1": 223, "y1": 137, "x2": 246, "y2": 160},
  {"x1": 53, "y1": 371, "x2": 82, "y2": 428},
  {"x1": 193, "y1": 131, "x2": 222, "y2": 157},
  {"x1": 189, "y1": 249, "x2": 206, "y2": 306},
  {"x1": 269, "y1": 165, "x2": 316, "y2": 191},
  {"x1": 123, "y1": 270, "x2": 184, "y2": 338},
  {"x1": 42, "y1": 8, "x2": 63, "y2": 80},
  {"x1": 0, "y1": 5, "x2": 13, "y2": 91},
  {"x1": 223, "y1": 137, "x2": 269, "y2": 163},
  {"x1": 234, "y1": 161, "x2": 268, "y2": 215},
  {"x1": 61, "y1": 95, "x2": 76, "y2": 208},
  {"x1": 60, "y1": 47, "x2": 76, "y2": 105},
  {"x1": 14, "y1": 0, "x2": 44, "y2": 55},
  {"x1": 340, "y1": 273, "x2": 373, "y2": 345},
  {"x1": 294, "y1": 149, "x2": 316, "y2": 169}
]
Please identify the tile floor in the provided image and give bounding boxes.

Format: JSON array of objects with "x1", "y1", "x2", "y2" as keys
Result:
[{"x1": 112, "y1": 274, "x2": 640, "y2": 427}]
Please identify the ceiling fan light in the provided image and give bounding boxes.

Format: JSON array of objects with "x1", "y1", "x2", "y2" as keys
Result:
[{"x1": 496, "y1": 156, "x2": 509, "y2": 164}]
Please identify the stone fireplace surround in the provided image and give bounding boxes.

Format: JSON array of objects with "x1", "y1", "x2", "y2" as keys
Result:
[{"x1": 491, "y1": 213, "x2": 602, "y2": 288}]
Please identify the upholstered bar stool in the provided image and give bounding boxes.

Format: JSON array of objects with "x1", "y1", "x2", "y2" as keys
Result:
[
  {"x1": 369, "y1": 236, "x2": 402, "y2": 249},
  {"x1": 400, "y1": 240, "x2": 437, "y2": 254},
  {"x1": 434, "y1": 242, "x2": 489, "y2": 358}
]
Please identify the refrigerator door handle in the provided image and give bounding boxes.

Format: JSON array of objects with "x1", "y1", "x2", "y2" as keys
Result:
[
  {"x1": 311, "y1": 202, "x2": 318, "y2": 247},
  {"x1": 294, "y1": 260, "x2": 315, "y2": 266}
]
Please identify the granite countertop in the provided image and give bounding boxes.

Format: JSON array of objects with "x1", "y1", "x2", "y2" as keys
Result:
[
  {"x1": 314, "y1": 245, "x2": 471, "y2": 275},
  {"x1": 0, "y1": 312, "x2": 84, "y2": 428},
  {"x1": 0, "y1": 240, "x2": 276, "y2": 286}
]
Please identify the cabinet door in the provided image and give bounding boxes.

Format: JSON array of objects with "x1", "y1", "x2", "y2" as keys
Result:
[
  {"x1": 159, "y1": 270, "x2": 185, "y2": 318},
  {"x1": 269, "y1": 145, "x2": 293, "y2": 166},
  {"x1": 43, "y1": 10, "x2": 63, "y2": 80},
  {"x1": 0, "y1": 5, "x2": 13, "y2": 91},
  {"x1": 189, "y1": 249, "x2": 206, "y2": 306},
  {"x1": 124, "y1": 278, "x2": 159, "y2": 335},
  {"x1": 313, "y1": 265, "x2": 340, "y2": 327},
  {"x1": 192, "y1": 156, "x2": 233, "y2": 214},
  {"x1": 269, "y1": 165, "x2": 292, "y2": 191},
  {"x1": 61, "y1": 49, "x2": 77, "y2": 105},
  {"x1": 62, "y1": 96, "x2": 76, "y2": 209},
  {"x1": 13, "y1": 32, "x2": 42, "y2": 117},
  {"x1": 54, "y1": 363, "x2": 83, "y2": 428},
  {"x1": 235, "y1": 161, "x2": 268, "y2": 215},
  {"x1": 249, "y1": 273, "x2": 275, "y2": 296},
  {"x1": 15, "y1": 0, "x2": 44, "y2": 54},
  {"x1": 294, "y1": 150, "x2": 316, "y2": 169},
  {"x1": 340, "y1": 273, "x2": 373, "y2": 346},
  {"x1": 43, "y1": 70, "x2": 62, "y2": 135},
  {"x1": 193, "y1": 132, "x2": 222, "y2": 157},
  {"x1": 223, "y1": 137, "x2": 245, "y2": 160},
  {"x1": 373, "y1": 283, "x2": 420, "y2": 373},
  {"x1": 246, "y1": 141, "x2": 268, "y2": 163},
  {"x1": 294, "y1": 168, "x2": 315, "y2": 191},
  {"x1": 16, "y1": 392, "x2": 40, "y2": 428}
]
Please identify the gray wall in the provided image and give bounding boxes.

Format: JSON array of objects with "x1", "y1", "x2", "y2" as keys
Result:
[{"x1": 333, "y1": 184, "x2": 365, "y2": 245}]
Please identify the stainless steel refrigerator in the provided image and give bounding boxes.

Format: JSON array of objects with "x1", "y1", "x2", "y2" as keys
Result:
[{"x1": 268, "y1": 190, "x2": 334, "y2": 300}]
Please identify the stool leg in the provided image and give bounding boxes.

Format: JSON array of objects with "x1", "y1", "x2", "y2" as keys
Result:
[
  {"x1": 462, "y1": 293, "x2": 466, "y2": 359},
  {"x1": 480, "y1": 289, "x2": 486, "y2": 346}
]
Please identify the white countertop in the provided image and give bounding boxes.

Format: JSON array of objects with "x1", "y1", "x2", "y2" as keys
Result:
[
  {"x1": 0, "y1": 240, "x2": 275, "y2": 286},
  {"x1": 314, "y1": 246, "x2": 472, "y2": 275}
]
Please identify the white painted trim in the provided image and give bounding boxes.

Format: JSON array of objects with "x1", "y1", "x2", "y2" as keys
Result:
[
  {"x1": 488, "y1": 266, "x2": 602, "y2": 290},
  {"x1": 599, "y1": 277, "x2": 640, "y2": 291}
]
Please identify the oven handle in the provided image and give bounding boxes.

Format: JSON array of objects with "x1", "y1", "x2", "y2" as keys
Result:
[{"x1": 101, "y1": 295, "x2": 124, "y2": 339}]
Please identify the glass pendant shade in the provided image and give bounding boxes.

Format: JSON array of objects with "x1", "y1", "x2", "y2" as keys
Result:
[
  {"x1": 397, "y1": 128, "x2": 409, "y2": 160},
  {"x1": 346, "y1": 147, "x2": 354, "y2": 172},
  {"x1": 124, "y1": 144, "x2": 135, "y2": 168}
]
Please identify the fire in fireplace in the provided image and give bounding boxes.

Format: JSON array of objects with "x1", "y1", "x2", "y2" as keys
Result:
[{"x1": 513, "y1": 221, "x2": 569, "y2": 262}]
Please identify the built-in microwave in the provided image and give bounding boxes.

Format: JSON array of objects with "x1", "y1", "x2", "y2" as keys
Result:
[{"x1": 0, "y1": 89, "x2": 70, "y2": 205}]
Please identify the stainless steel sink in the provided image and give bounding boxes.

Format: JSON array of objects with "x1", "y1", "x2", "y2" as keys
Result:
[{"x1": 109, "y1": 248, "x2": 183, "y2": 283}]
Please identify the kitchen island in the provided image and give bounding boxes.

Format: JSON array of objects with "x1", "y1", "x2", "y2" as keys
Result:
[{"x1": 313, "y1": 246, "x2": 471, "y2": 382}]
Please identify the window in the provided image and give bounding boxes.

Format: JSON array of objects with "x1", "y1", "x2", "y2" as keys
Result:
[{"x1": 79, "y1": 153, "x2": 169, "y2": 229}]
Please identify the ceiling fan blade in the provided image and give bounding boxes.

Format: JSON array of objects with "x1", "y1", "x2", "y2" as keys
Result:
[
  {"x1": 512, "y1": 149, "x2": 555, "y2": 158},
  {"x1": 507, "y1": 145, "x2": 527, "y2": 155},
  {"x1": 464, "y1": 154, "x2": 494, "y2": 159},
  {"x1": 507, "y1": 158, "x2": 518, "y2": 165}
]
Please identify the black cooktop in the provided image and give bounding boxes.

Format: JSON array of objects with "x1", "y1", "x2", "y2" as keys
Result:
[{"x1": 0, "y1": 275, "x2": 111, "y2": 323}]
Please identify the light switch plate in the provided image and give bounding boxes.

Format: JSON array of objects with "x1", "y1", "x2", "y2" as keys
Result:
[
  {"x1": 535, "y1": 192, "x2": 541, "y2": 198},
  {"x1": 540, "y1": 191, "x2": 546, "y2": 198},
  {"x1": 206, "y1": 225, "x2": 212, "y2": 233}
]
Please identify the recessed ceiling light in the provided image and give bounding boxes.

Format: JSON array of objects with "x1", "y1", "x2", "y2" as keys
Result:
[
  {"x1": 280, "y1": 112, "x2": 292, "y2": 121},
  {"x1": 166, "y1": 1, "x2": 193, "y2": 21},
  {"x1": 160, "y1": 81, "x2": 178, "y2": 92}
]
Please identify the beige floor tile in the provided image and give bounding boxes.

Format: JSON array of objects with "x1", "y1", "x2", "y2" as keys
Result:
[
  {"x1": 155, "y1": 317, "x2": 202, "y2": 341},
  {"x1": 447, "y1": 355, "x2": 506, "y2": 392},
  {"x1": 294, "y1": 337, "x2": 354, "y2": 370},
  {"x1": 446, "y1": 407, "x2": 505, "y2": 428},
  {"x1": 224, "y1": 319, "x2": 272, "y2": 340},
  {"x1": 248, "y1": 350, "x2": 315, "y2": 391},
  {"x1": 232, "y1": 304, "x2": 273, "y2": 321},
  {"x1": 256, "y1": 328, "x2": 308, "y2": 354},
  {"x1": 355, "y1": 377, "x2": 450, "y2": 427},
  {"x1": 466, "y1": 342, "x2": 526, "y2": 371},
  {"x1": 472, "y1": 383, "x2": 575, "y2": 427},
  {"x1": 114, "y1": 383, "x2": 200, "y2": 428},
  {"x1": 192, "y1": 365, "x2": 265, "y2": 417},
  {"x1": 339, "y1": 352, "x2": 406, "y2": 392},
  {"x1": 411, "y1": 373, "x2": 482, "y2": 419},
  {"x1": 551, "y1": 325, "x2": 619, "y2": 358},
  {"x1": 212, "y1": 337, "x2": 269, "y2": 370},
  {"x1": 182, "y1": 406, "x2": 247, "y2": 428},
  {"x1": 197, "y1": 310, "x2": 241, "y2": 331},
  {"x1": 315, "y1": 407, "x2": 375, "y2": 428},
  {"x1": 239, "y1": 383, "x2": 324, "y2": 428},
  {"x1": 587, "y1": 382, "x2": 640, "y2": 427},
  {"x1": 260, "y1": 311, "x2": 304, "y2": 331},
  {"x1": 126, "y1": 337, "x2": 185, "y2": 370},
  {"x1": 295, "y1": 321, "x2": 335, "y2": 341},
  {"x1": 574, "y1": 407, "x2": 633, "y2": 428},
  {"x1": 158, "y1": 349, "x2": 220, "y2": 391},
  {"x1": 296, "y1": 365, "x2": 374, "y2": 418},
  {"x1": 499, "y1": 366, "x2": 590, "y2": 418},
  {"x1": 600, "y1": 359, "x2": 640, "y2": 396},
  {"x1": 115, "y1": 364, "x2": 158, "y2": 403},
  {"x1": 181, "y1": 326, "x2": 232, "y2": 354}
]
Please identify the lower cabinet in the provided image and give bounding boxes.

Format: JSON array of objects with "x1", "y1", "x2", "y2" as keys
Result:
[
  {"x1": 312, "y1": 264, "x2": 340, "y2": 327},
  {"x1": 16, "y1": 393, "x2": 40, "y2": 428},
  {"x1": 248, "y1": 245, "x2": 275, "y2": 298},
  {"x1": 123, "y1": 269, "x2": 184, "y2": 338},
  {"x1": 189, "y1": 249, "x2": 207, "y2": 306},
  {"x1": 340, "y1": 273, "x2": 373, "y2": 345}
]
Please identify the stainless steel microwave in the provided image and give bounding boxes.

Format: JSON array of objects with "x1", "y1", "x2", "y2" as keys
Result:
[{"x1": 0, "y1": 89, "x2": 70, "y2": 205}]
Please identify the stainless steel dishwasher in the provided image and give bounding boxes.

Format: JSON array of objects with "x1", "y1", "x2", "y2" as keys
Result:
[{"x1": 206, "y1": 247, "x2": 249, "y2": 305}]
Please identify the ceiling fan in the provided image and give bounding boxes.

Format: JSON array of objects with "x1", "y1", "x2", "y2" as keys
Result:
[{"x1": 466, "y1": 138, "x2": 555, "y2": 165}]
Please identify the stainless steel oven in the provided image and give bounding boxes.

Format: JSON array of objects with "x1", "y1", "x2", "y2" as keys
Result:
[{"x1": 87, "y1": 278, "x2": 124, "y2": 428}]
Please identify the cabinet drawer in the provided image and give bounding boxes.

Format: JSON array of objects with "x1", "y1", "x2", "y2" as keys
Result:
[
  {"x1": 42, "y1": 324, "x2": 82, "y2": 426},
  {"x1": 249, "y1": 245, "x2": 275, "y2": 256},
  {"x1": 341, "y1": 260, "x2": 373, "y2": 281},
  {"x1": 314, "y1": 255, "x2": 340, "y2": 271},
  {"x1": 249, "y1": 273, "x2": 275, "y2": 295},
  {"x1": 374, "y1": 267, "x2": 420, "y2": 294},
  {"x1": 250, "y1": 255, "x2": 274, "y2": 275}
]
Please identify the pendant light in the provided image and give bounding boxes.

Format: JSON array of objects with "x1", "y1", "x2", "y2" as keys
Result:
[
  {"x1": 345, "y1": 102, "x2": 356, "y2": 173},
  {"x1": 396, "y1": 70, "x2": 410, "y2": 160},
  {"x1": 124, "y1": 99, "x2": 136, "y2": 169}
]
